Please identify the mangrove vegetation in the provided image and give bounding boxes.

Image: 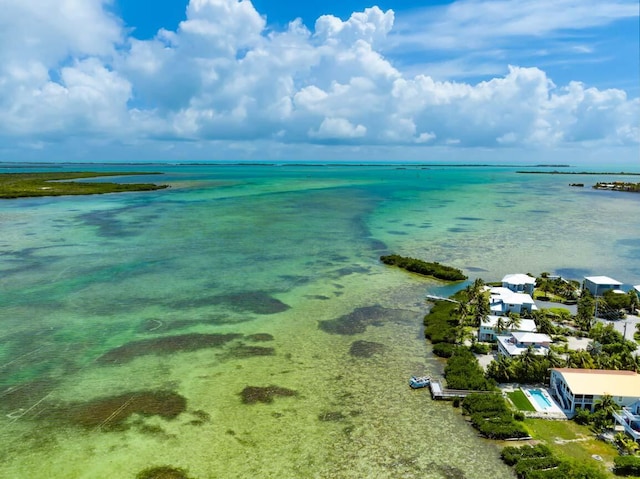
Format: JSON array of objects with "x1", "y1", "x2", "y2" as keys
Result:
[
  {"x1": 0, "y1": 172, "x2": 168, "y2": 198},
  {"x1": 380, "y1": 254, "x2": 467, "y2": 281}
]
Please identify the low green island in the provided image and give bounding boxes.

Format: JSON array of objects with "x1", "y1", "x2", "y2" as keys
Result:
[
  {"x1": 0, "y1": 172, "x2": 169, "y2": 199},
  {"x1": 380, "y1": 254, "x2": 467, "y2": 281}
]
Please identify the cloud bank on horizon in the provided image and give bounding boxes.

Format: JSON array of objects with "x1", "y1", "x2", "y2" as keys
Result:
[{"x1": 0, "y1": 0, "x2": 638, "y2": 164}]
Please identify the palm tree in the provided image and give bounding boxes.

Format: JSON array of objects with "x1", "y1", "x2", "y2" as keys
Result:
[
  {"x1": 451, "y1": 300, "x2": 469, "y2": 327},
  {"x1": 534, "y1": 314, "x2": 555, "y2": 335},
  {"x1": 472, "y1": 292, "x2": 490, "y2": 327},
  {"x1": 587, "y1": 340, "x2": 603, "y2": 357},
  {"x1": 518, "y1": 345, "x2": 541, "y2": 383},
  {"x1": 594, "y1": 394, "x2": 618, "y2": 419},
  {"x1": 495, "y1": 316, "x2": 507, "y2": 335},
  {"x1": 615, "y1": 432, "x2": 640, "y2": 455},
  {"x1": 593, "y1": 394, "x2": 618, "y2": 432},
  {"x1": 545, "y1": 348, "x2": 564, "y2": 368},
  {"x1": 567, "y1": 350, "x2": 595, "y2": 369},
  {"x1": 506, "y1": 312, "x2": 521, "y2": 332},
  {"x1": 487, "y1": 355, "x2": 515, "y2": 383},
  {"x1": 628, "y1": 289, "x2": 639, "y2": 314}
]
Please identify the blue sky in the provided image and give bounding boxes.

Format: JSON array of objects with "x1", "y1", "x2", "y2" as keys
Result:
[{"x1": 0, "y1": 0, "x2": 638, "y2": 165}]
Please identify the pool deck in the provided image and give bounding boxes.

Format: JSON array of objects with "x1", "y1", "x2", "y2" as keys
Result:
[
  {"x1": 500, "y1": 384, "x2": 569, "y2": 419},
  {"x1": 520, "y1": 387, "x2": 567, "y2": 419}
]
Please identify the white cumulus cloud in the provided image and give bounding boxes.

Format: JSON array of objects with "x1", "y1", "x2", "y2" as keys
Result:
[{"x1": 0, "y1": 0, "x2": 637, "y2": 162}]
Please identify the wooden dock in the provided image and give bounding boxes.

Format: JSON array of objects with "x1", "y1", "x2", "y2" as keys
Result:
[{"x1": 429, "y1": 379, "x2": 494, "y2": 400}]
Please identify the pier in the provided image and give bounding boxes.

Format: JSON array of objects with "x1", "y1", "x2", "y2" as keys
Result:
[
  {"x1": 425, "y1": 294, "x2": 459, "y2": 303},
  {"x1": 429, "y1": 379, "x2": 494, "y2": 400}
]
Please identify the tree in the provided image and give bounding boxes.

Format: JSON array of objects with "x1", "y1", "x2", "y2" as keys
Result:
[
  {"x1": 566, "y1": 350, "x2": 595, "y2": 369},
  {"x1": 451, "y1": 300, "x2": 469, "y2": 327},
  {"x1": 603, "y1": 289, "x2": 631, "y2": 312},
  {"x1": 615, "y1": 432, "x2": 640, "y2": 455},
  {"x1": 534, "y1": 313, "x2": 555, "y2": 335},
  {"x1": 627, "y1": 289, "x2": 638, "y2": 314},
  {"x1": 545, "y1": 348, "x2": 564, "y2": 368},
  {"x1": 594, "y1": 394, "x2": 618, "y2": 421},
  {"x1": 576, "y1": 293, "x2": 595, "y2": 331},
  {"x1": 587, "y1": 340, "x2": 603, "y2": 357},
  {"x1": 472, "y1": 292, "x2": 490, "y2": 328},
  {"x1": 506, "y1": 312, "x2": 521, "y2": 331},
  {"x1": 486, "y1": 355, "x2": 515, "y2": 383},
  {"x1": 495, "y1": 316, "x2": 507, "y2": 335},
  {"x1": 517, "y1": 345, "x2": 540, "y2": 383}
]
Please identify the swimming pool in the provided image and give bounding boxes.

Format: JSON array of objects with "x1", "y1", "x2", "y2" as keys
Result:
[{"x1": 529, "y1": 388, "x2": 552, "y2": 410}]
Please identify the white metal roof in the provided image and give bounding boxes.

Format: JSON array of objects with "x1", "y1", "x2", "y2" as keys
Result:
[
  {"x1": 511, "y1": 331, "x2": 552, "y2": 343},
  {"x1": 490, "y1": 287, "x2": 536, "y2": 305},
  {"x1": 481, "y1": 316, "x2": 537, "y2": 332},
  {"x1": 502, "y1": 273, "x2": 536, "y2": 285},
  {"x1": 584, "y1": 276, "x2": 622, "y2": 285}
]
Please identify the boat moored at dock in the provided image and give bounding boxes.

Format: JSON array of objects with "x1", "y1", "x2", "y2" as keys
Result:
[{"x1": 409, "y1": 376, "x2": 431, "y2": 389}]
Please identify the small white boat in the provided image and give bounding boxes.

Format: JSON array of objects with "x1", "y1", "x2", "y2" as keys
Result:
[{"x1": 409, "y1": 376, "x2": 431, "y2": 389}]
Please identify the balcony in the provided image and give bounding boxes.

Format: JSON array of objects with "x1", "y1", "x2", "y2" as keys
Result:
[{"x1": 613, "y1": 408, "x2": 640, "y2": 441}]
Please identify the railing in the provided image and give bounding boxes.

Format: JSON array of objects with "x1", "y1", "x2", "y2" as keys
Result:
[
  {"x1": 613, "y1": 409, "x2": 640, "y2": 440},
  {"x1": 428, "y1": 379, "x2": 495, "y2": 400}
]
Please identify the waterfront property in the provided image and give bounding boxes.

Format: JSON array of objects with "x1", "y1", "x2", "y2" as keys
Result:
[
  {"x1": 583, "y1": 275, "x2": 623, "y2": 297},
  {"x1": 501, "y1": 274, "x2": 536, "y2": 295},
  {"x1": 489, "y1": 287, "x2": 537, "y2": 316},
  {"x1": 478, "y1": 315, "x2": 536, "y2": 342},
  {"x1": 549, "y1": 368, "x2": 640, "y2": 415},
  {"x1": 496, "y1": 332, "x2": 551, "y2": 358},
  {"x1": 613, "y1": 400, "x2": 640, "y2": 443}
]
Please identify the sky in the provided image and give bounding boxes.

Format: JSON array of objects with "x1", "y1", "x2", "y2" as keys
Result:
[{"x1": 0, "y1": 0, "x2": 638, "y2": 165}]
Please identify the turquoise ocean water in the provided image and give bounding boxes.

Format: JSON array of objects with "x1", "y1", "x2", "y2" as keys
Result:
[{"x1": 0, "y1": 164, "x2": 639, "y2": 478}]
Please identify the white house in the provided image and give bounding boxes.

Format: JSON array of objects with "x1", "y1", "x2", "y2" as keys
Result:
[
  {"x1": 496, "y1": 331, "x2": 551, "y2": 358},
  {"x1": 583, "y1": 276, "x2": 623, "y2": 297},
  {"x1": 549, "y1": 368, "x2": 640, "y2": 415},
  {"x1": 613, "y1": 399, "x2": 640, "y2": 443},
  {"x1": 478, "y1": 315, "x2": 537, "y2": 342},
  {"x1": 502, "y1": 274, "x2": 536, "y2": 295},
  {"x1": 489, "y1": 287, "x2": 538, "y2": 316}
]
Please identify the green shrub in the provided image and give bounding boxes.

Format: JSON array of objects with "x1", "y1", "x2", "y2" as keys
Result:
[
  {"x1": 462, "y1": 393, "x2": 507, "y2": 416},
  {"x1": 514, "y1": 456, "x2": 561, "y2": 477},
  {"x1": 470, "y1": 413, "x2": 529, "y2": 440},
  {"x1": 501, "y1": 444, "x2": 552, "y2": 466},
  {"x1": 614, "y1": 455, "x2": 640, "y2": 476},
  {"x1": 573, "y1": 408, "x2": 593, "y2": 425},
  {"x1": 444, "y1": 348, "x2": 495, "y2": 390},
  {"x1": 423, "y1": 300, "x2": 458, "y2": 344},
  {"x1": 471, "y1": 342, "x2": 491, "y2": 354},
  {"x1": 433, "y1": 342, "x2": 455, "y2": 358}
]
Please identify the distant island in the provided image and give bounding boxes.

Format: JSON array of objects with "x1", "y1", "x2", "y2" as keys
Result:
[
  {"x1": 593, "y1": 182, "x2": 640, "y2": 193},
  {"x1": 517, "y1": 171, "x2": 640, "y2": 176},
  {"x1": 0, "y1": 172, "x2": 169, "y2": 199}
]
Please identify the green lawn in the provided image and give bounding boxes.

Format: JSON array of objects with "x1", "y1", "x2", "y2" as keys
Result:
[
  {"x1": 507, "y1": 389, "x2": 536, "y2": 411},
  {"x1": 523, "y1": 419, "x2": 619, "y2": 477}
]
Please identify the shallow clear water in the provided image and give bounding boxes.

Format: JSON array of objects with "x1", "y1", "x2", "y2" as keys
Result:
[{"x1": 0, "y1": 164, "x2": 638, "y2": 478}]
